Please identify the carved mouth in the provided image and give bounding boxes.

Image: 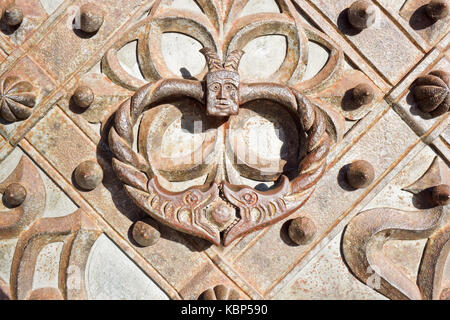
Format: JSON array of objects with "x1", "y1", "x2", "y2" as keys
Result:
[{"x1": 215, "y1": 104, "x2": 231, "y2": 110}]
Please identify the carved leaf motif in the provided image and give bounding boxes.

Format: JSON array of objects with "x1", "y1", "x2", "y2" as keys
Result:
[
  {"x1": 103, "y1": 0, "x2": 343, "y2": 87},
  {"x1": 403, "y1": 157, "x2": 450, "y2": 194},
  {"x1": 342, "y1": 207, "x2": 448, "y2": 300},
  {"x1": 343, "y1": 157, "x2": 449, "y2": 300},
  {"x1": 343, "y1": 157, "x2": 450, "y2": 299}
]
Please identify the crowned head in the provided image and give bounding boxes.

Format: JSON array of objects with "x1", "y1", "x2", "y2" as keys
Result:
[{"x1": 200, "y1": 47, "x2": 244, "y2": 117}]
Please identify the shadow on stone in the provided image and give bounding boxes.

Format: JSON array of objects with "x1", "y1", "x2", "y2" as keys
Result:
[
  {"x1": 180, "y1": 67, "x2": 197, "y2": 80},
  {"x1": 412, "y1": 188, "x2": 439, "y2": 209},
  {"x1": 280, "y1": 219, "x2": 299, "y2": 247},
  {"x1": 337, "y1": 9, "x2": 363, "y2": 36},
  {"x1": 337, "y1": 164, "x2": 358, "y2": 192},
  {"x1": 406, "y1": 89, "x2": 433, "y2": 119},
  {"x1": 342, "y1": 89, "x2": 357, "y2": 111},
  {"x1": 68, "y1": 95, "x2": 88, "y2": 115},
  {"x1": 0, "y1": 17, "x2": 21, "y2": 35},
  {"x1": 409, "y1": 5, "x2": 435, "y2": 30}
]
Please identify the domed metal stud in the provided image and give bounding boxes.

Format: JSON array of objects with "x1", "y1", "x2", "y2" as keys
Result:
[
  {"x1": 198, "y1": 285, "x2": 240, "y2": 300},
  {"x1": 348, "y1": 0, "x2": 377, "y2": 30},
  {"x1": 0, "y1": 76, "x2": 36, "y2": 122},
  {"x1": 431, "y1": 184, "x2": 449, "y2": 206},
  {"x1": 351, "y1": 83, "x2": 375, "y2": 108},
  {"x1": 413, "y1": 70, "x2": 449, "y2": 117},
  {"x1": 3, "y1": 183, "x2": 26, "y2": 207},
  {"x1": 288, "y1": 216, "x2": 316, "y2": 245},
  {"x1": 426, "y1": 0, "x2": 449, "y2": 20},
  {"x1": 346, "y1": 160, "x2": 375, "y2": 189},
  {"x1": 72, "y1": 86, "x2": 94, "y2": 109},
  {"x1": 78, "y1": 3, "x2": 104, "y2": 34},
  {"x1": 132, "y1": 220, "x2": 160, "y2": 247},
  {"x1": 3, "y1": 4, "x2": 23, "y2": 27},
  {"x1": 74, "y1": 160, "x2": 103, "y2": 191}
]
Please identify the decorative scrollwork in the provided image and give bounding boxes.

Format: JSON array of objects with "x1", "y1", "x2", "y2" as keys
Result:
[
  {"x1": 0, "y1": 154, "x2": 102, "y2": 300},
  {"x1": 106, "y1": 0, "x2": 349, "y2": 246},
  {"x1": 10, "y1": 210, "x2": 101, "y2": 300},
  {"x1": 108, "y1": 68, "x2": 331, "y2": 245},
  {"x1": 343, "y1": 207, "x2": 447, "y2": 300},
  {"x1": 343, "y1": 157, "x2": 450, "y2": 300}
]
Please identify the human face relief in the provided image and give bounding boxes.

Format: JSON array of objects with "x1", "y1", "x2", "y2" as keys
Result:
[{"x1": 206, "y1": 70, "x2": 239, "y2": 117}]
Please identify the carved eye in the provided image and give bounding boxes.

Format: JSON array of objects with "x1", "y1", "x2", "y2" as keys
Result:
[
  {"x1": 225, "y1": 84, "x2": 233, "y2": 91},
  {"x1": 210, "y1": 83, "x2": 220, "y2": 92}
]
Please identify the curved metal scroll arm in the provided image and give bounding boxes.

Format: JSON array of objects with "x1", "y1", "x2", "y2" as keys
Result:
[{"x1": 109, "y1": 77, "x2": 331, "y2": 245}]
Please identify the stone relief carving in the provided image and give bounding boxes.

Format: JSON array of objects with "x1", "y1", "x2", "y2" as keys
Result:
[
  {"x1": 103, "y1": 0, "x2": 382, "y2": 246},
  {"x1": 0, "y1": 0, "x2": 447, "y2": 300},
  {"x1": 343, "y1": 157, "x2": 449, "y2": 300},
  {"x1": 201, "y1": 47, "x2": 243, "y2": 117},
  {"x1": 0, "y1": 155, "x2": 101, "y2": 300}
]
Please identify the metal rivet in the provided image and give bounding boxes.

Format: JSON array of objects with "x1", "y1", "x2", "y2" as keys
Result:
[
  {"x1": 211, "y1": 204, "x2": 233, "y2": 225},
  {"x1": 73, "y1": 86, "x2": 94, "y2": 109},
  {"x1": 74, "y1": 160, "x2": 103, "y2": 191},
  {"x1": 348, "y1": 0, "x2": 377, "y2": 29},
  {"x1": 288, "y1": 217, "x2": 316, "y2": 245},
  {"x1": 346, "y1": 160, "x2": 375, "y2": 189},
  {"x1": 0, "y1": 76, "x2": 35, "y2": 122},
  {"x1": 198, "y1": 285, "x2": 240, "y2": 300},
  {"x1": 132, "y1": 220, "x2": 160, "y2": 247},
  {"x1": 413, "y1": 70, "x2": 449, "y2": 116},
  {"x1": 3, "y1": 4, "x2": 23, "y2": 27},
  {"x1": 426, "y1": 0, "x2": 449, "y2": 20},
  {"x1": 3, "y1": 183, "x2": 26, "y2": 207},
  {"x1": 431, "y1": 184, "x2": 449, "y2": 206},
  {"x1": 351, "y1": 83, "x2": 375, "y2": 108},
  {"x1": 79, "y1": 3, "x2": 104, "y2": 34}
]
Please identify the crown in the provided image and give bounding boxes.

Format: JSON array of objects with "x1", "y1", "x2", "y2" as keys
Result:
[{"x1": 199, "y1": 47, "x2": 245, "y2": 72}]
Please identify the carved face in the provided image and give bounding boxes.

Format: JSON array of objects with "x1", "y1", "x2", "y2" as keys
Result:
[{"x1": 206, "y1": 70, "x2": 239, "y2": 117}]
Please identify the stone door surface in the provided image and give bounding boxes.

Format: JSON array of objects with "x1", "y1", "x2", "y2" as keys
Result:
[{"x1": 0, "y1": 0, "x2": 448, "y2": 300}]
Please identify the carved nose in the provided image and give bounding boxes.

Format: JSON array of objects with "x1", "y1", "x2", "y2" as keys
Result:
[{"x1": 217, "y1": 87, "x2": 226, "y2": 99}]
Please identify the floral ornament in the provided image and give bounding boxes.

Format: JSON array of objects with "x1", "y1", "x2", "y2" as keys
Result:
[
  {"x1": 0, "y1": 76, "x2": 36, "y2": 123},
  {"x1": 102, "y1": 1, "x2": 379, "y2": 123},
  {"x1": 198, "y1": 284, "x2": 240, "y2": 300},
  {"x1": 104, "y1": 0, "x2": 375, "y2": 246}
]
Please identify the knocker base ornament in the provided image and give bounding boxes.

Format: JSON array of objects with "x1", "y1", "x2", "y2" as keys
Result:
[{"x1": 108, "y1": 1, "x2": 336, "y2": 247}]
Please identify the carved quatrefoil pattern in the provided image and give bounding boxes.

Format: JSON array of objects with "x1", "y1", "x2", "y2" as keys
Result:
[
  {"x1": 0, "y1": 0, "x2": 448, "y2": 300},
  {"x1": 105, "y1": 0, "x2": 353, "y2": 246}
]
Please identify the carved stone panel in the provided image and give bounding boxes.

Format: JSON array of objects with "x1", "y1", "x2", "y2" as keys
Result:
[{"x1": 0, "y1": 0, "x2": 448, "y2": 300}]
